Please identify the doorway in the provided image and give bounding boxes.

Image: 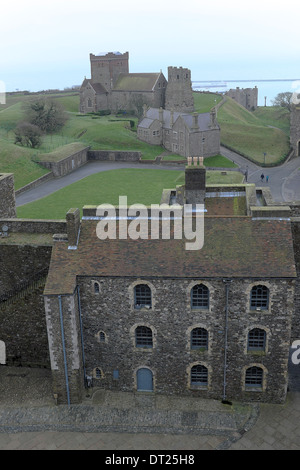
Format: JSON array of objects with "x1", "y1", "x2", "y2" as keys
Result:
[{"x1": 136, "y1": 367, "x2": 153, "y2": 392}]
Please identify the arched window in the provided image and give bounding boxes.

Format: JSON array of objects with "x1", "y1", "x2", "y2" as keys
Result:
[
  {"x1": 245, "y1": 366, "x2": 263, "y2": 388},
  {"x1": 94, "y1": 282, "x2": 100, "y2": 294},
  {"x1": 134, "y1": 284, "x2": 152, "y2": 309},
  {"x1": 87, "y1": 98, "x2": 92, "y2": 108},
  {"x1": 99, "y1": 331, "x2": 106, "y2": 343},
  {"x1": 247, "y1": 328, "x2": 266, "y2": 351},
  {"x1": 190, "y1": 364, "x2": 208, "y2": 386},
  {"x1": 191, "y1": 328, "x2": 208, "y2": 350},
  {"x1": 135, "y1": 326, "x2": 153, "y2": 348},
  {"x1": 250, "y1": 285, "x2": 269, "y2": 310},
  {"x1": 191, "y1": 284, "x2": 209, "y2": 309},
  {"x1": 95, "y1": 367, "x2": 102, "y2": 379}
]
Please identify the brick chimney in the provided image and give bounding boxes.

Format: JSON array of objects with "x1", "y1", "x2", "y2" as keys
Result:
[
  {"x1": 66, "y1": 208, "x2": 81, "y2": 248},
  {"x1": 185, "y1": 158, "x2": 206, "y2": 205}
]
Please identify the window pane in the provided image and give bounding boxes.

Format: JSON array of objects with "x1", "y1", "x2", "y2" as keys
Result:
[
  {"x1": 135, "y1": 284, "x2": 152, "y2": 308},
  {"x1": 136, "y1": 326, "x2": 153, "y2": 348},
  {"x1": 248, "y1": 328, "x2": 266, "y2": 350},
  {"x1": 191, "y1": 328, "x2": 208, "y2": 349},
  {"x1": 245, "y1": 366, "x2": 263, "y2": 387},
  {"x1": 250, "y1": 285, "x2": 269, "y2": 309},
  {"x1": 191, "y1": 284, "x2": 209, "y2": 309},
  {"x1": 191, "y1": 365, "x2": 208, "y2": 385}
]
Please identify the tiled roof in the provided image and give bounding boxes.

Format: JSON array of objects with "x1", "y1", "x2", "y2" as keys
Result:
[
  {"x1": 80, "y1": 78, "x2": 107, "y2": 94},
  {"x1": 44, "y1": 217, "x2": 297, "y2": 295},
  {"x1": 139, "y1": 108, "x2": 217, "y2": 131},
  {"x1": 113, "y1": 73, "x2": 161, "y2": 92}
]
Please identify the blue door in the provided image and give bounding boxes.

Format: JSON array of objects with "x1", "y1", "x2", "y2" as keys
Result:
[{"x1": 137, "y1": 368, "x2": 153, "y2": 392}]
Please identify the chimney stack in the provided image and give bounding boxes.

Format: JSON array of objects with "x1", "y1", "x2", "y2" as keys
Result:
[{"x1": 66, "y1": 208, "x2": 81, "y2": 248}]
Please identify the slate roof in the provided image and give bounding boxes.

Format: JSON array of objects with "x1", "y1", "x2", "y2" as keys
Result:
[
  {"x1": 138, "y1": 108, "x2": 218, "y2": 131},
  {"x1": 44, "y1": 217, "x2": 297, "y2": 296},
  {"x1": 113, "y1": 73, "x2": 161, "y2": 92}
]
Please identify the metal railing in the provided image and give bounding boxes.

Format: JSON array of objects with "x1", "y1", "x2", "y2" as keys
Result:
[{"x1": 0, "y1": 267, "x2": 49, "y2": 306}]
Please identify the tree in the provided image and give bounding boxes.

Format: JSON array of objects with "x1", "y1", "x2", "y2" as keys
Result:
[
  {"x1": 14, "y1": 122, "x2": 42, "y2": 148},
  {"x1": 23, "y1": 97, "x2": 68, "y2": 133},
  {"x1": 271, "y1": 92, "x2": 293, "y2": 111}
]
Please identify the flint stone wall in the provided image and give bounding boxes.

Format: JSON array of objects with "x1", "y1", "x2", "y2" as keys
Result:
[{"x1": 71, "y1": 276, "x2": 295, "y2": 404}]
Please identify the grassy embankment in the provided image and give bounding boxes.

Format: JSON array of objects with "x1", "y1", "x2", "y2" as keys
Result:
[
  {"x1": 217, "y1": 97, "x2": 290, "y2": 165},
  {"x1": 0, "y1": 91, "x2": 233, "y2": 190}
]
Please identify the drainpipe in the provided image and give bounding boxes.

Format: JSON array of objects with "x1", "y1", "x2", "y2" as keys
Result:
[
  {"x1": 76, "y1": 285, "x2": 87, "y2": 387},
  {"x1": 58, "y1": 295, "x2": 71, "y2": 406},
  {"x1": 222, "y1": 279, "x2": 232, "y2": 405}
]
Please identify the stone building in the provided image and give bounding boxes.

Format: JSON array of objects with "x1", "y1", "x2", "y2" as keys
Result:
[
  {"x1": 137, "y1": 107, "x2": 220, "y2": 158},
  {"x1": 165, "y1": 66, "x2": 194, "y2": 113},
  {"x1": 41, "y1": 164, "x2": 297, "y2": 406},
  {"x1": 290, "y1": 104, "x2": 300, "y2": 157},
  {"x1": 79, "y1": 52, "x2": 167, "y2": 115},
  {"x1": 226, "y1": 87, "x2": 258, "y2": 111},
  {"x1": 1, "y1": 168, "x2": 300, "y2": 407}
]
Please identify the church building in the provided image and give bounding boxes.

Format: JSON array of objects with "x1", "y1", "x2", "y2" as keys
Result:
[{"x1": 79, "y1": 52, "x2": 167, "y2": 115}]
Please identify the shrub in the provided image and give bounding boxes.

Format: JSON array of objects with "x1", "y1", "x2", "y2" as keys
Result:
[{"x1": 14, "y1": 122, "x2": 42, "y2": 148}]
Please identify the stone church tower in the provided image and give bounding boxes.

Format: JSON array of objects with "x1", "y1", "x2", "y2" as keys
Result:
[
  {"x1": 165, "y1": 66, "x2": 194, "y2": 113},
  {"x1": 90, "y1": 52, "x2": 129, "y2": 91}
]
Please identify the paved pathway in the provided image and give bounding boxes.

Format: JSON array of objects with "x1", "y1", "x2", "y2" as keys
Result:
[
  {"x1": 16, "y1": 149, "x2": 300, "y2": 208},
  {"x1": 0, "y1": 355, "x2": 299, "y2": 450},
  {"x1": 220, "y1": 146, "x2": 300, "y2": 203}
]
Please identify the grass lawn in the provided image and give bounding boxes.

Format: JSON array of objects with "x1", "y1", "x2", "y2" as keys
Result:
[
  {"x1": 0, "y1": 90, "x2": 292, "y2": 190},
  {"x1": 194, "y1": 93, "x2": 223, "y2": 113},
  {"x1": 17, "y1": 168, "x2": 244, "y2": 219},
  {"x1": 252, "y1": 106, "x2": 290, "y2": 135},
  {"x1": 218, "y1": 98, "x2": 290, "y2": 165},
  {"x1": 0, "y1": 139, "x2": 50, "y2": 189}
]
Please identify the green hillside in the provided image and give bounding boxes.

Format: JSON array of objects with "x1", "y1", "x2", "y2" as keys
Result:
[
  {"x1": 0, "y1": 90, "x2": 292, "y2": 189},
  {"x1": 217, "y1": 97, "x2": 290, "y2": 165}
]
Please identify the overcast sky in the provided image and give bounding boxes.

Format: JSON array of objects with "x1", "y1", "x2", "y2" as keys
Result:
[{"x1": 1, "y1": 0, "x2": 299, "y2": 92}]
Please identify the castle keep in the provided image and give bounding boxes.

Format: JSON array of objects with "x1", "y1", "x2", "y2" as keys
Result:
[{"x1": 1, "y1": 167, "x2": 299, "y2": 406}]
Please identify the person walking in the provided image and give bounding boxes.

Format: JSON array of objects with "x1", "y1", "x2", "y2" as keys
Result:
[{"x1": 261, "y1": 173, "x2": 265, "y2": 182}]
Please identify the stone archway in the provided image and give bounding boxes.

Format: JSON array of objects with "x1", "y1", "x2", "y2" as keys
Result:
[{"x1": 0, "y1": 341, "x2": 6, "y2": 365}]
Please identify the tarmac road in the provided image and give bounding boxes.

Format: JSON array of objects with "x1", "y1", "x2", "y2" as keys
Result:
[
  {"x1": 220, "y1": 146, "x2": 300, "y2": 203},
  {"x1": 15, "y1": 149, "x2": 300, "y2": 208}
]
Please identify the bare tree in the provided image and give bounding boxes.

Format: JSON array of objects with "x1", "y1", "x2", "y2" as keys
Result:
[{"x1": 271, "y1": 92, "x2": 293, "y2": 111}]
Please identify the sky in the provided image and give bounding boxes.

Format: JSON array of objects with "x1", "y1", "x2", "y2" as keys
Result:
[{"x1": 0, "y1": 0, "x2": 300, "y2": 93}]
